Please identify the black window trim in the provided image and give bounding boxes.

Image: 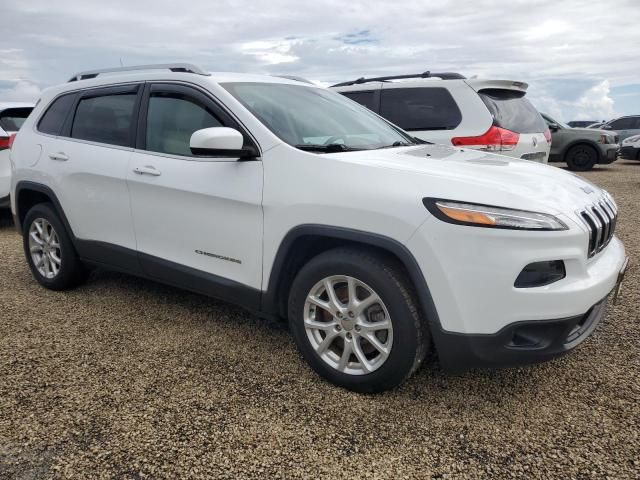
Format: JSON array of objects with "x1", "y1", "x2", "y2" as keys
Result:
[{"x1": 136, "y1": 81, "x2": 261, "y2": 159}]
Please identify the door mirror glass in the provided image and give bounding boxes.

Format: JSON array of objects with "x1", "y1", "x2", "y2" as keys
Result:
[{"x1": 190, "y1": 127, "x2": 256, "y2": 158}]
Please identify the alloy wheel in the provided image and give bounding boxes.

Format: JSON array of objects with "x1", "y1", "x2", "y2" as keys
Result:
[
  {"x1": 28, "y1": 218, "x2": 62, "y2": 279},
  {"x1": 304, "y1": 275, "x2": 393, "y2": 375}
]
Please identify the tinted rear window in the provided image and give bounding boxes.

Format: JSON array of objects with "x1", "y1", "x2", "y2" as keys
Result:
[
  {"x1": 379, "y1": 87, "x2": 462, "y2": 131},
  {"x1": 479, "y1": 89, "x2": 546, "y2": 134},
  {"x1": 38, "y1": 94, "x2": 76, "y2": 136},
  {"x1": 340, "y1": 91, "x2": 377, "y2": 111},
  {"x1": 71, "y1": 94, "x2": 136, "y2": 147},
  {"x1": 0, "y1": 107, "x2": 33, "y2": 132}
]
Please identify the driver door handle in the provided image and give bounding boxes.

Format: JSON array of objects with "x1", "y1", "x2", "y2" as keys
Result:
[{"x1": 133, "y1": 165, "x2": 161, "y2": 176}]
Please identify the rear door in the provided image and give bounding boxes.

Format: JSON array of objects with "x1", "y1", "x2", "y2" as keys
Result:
[
  {"x1": 44, "y1": 85, "x2": 140, "y2": 260},
  {"x1": 127, "y1": 83, "x2": 263, "y2": 296},
  {"x1": 477, "y1": 89, "x2": 550, "y2": 163}
]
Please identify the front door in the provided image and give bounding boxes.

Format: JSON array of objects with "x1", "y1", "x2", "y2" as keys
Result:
[{"x1": 127, "y1": 83, "x2": 264, "y2": 303}]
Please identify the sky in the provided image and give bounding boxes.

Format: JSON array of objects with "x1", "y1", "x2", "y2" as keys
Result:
[{"x1": 1, "y1": 0, "x2": 639, "y2": 122}]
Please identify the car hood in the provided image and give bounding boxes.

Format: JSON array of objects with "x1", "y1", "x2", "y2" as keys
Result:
[
  {"x1": 325, "y1": 144, "x2": 605, "y2": 216},
  {"x1": 564, "y1": 127, "x2": 610, "y2": 136}
]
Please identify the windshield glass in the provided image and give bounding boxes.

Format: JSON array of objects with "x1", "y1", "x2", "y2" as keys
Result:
[{"x1": 221, "y1": 82, "x2": 415, "y2": 151}]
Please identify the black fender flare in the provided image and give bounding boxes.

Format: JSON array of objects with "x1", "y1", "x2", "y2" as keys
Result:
[
  {"x1": 13, "y1": 181, "x2": 77, "y2": 239},
  {"x1": 261, "y1": 224, "x2": 443, "y2": 334}
]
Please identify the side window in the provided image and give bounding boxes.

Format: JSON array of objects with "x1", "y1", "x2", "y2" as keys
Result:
[
  {"x1": 341, "y1": 91, "x2": 377, "y2": 112},
  {"x1": 609, "y1": 117, "x2": 634, "y2": 130},
  {"x1": 71, "y1": 93, "x2": 137, "y2": 147},
  {"x1": 145, "y1": 92, "x2": 224, "y2": 156},
  {"x1": 632, "y1": 117, "x2": 640, "y2": 129},
  {"x1": 38, "y1": 94, "x2": 76, "y2": 136},
  {"x1": 380, "y1": 87, "x2": 462, "y2": 131}
]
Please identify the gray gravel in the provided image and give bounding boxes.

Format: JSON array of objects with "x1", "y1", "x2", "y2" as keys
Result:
[{"x1": 1, "y1": 160, "x2": 639, "y2": 479}]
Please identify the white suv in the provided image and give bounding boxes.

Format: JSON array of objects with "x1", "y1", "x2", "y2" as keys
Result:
[
  {"x1": 1, "y1": 102, "x2": 34, "y2": 208},
  {"x1": 10, "y1": 64, "x2": 627, "y2": 392},
  {"x1": 331, "y1": 72, "x2": 551, "y2": 163}
]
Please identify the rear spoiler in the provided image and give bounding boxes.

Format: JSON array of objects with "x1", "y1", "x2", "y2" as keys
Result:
[{"x1": 465, "y1": 79, "x2": 528, "y2": 93}]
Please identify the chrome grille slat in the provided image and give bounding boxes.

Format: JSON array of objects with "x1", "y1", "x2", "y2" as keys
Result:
[
  {"x1": 593, "y1": 204, "x2": 610, "y2": 248},
  {"x1": 578, "y1": 194, "x2": 618, "y2": 258}
]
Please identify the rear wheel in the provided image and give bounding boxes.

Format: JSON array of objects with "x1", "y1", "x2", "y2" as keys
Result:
[
  {"x1": 565, "y1": 144, "x2": 597, "y2": 171},
  {"x1": 23, "y1": 203, "x2": 87, "y2": 290},
  {"x1": 288, "y1": 248, "x2": 430, "y2": 393}
]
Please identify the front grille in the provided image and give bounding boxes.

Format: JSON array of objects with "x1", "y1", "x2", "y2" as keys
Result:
[{"x1": 578, "y1": 195, "x2": 618, "y2": 257}]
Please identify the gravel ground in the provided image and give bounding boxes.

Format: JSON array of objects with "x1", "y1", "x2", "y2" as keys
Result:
[{"x1": 1, "y1": 161, "x2": 639, "y2": 479}]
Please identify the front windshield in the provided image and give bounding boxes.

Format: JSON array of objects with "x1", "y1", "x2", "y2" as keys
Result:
[{"x1": 222, "y1": 82, "x2": 415, "y2": 151}]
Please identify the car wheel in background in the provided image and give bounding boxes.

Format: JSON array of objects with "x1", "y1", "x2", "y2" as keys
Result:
[
  {"x1": 288, "y1": 247, "x2": 430, "y2": 393},
  {"x1": 565, "y1": 144, "x2": 597, "y2": 171},
  {"x1": 23, "y1": 203, "x2": 87, "y2": 290}
]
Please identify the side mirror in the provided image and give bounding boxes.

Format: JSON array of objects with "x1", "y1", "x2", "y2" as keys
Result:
[
  {"x1": 190, "y1": 127, "x2": 257, "y2": 159},
  {"x1": 548, "y1": 123, "x2": 559, "y2": 131},
  {"x1": 601, "y1": 124, "x2": 612, "y2": 130}
]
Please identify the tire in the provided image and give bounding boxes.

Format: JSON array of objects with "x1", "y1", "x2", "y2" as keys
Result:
[
  {"x1": 288, "y1": 247, "x2": 430, "y2": 393},
  {"x1": 22, "y1": 203, "x2": 87, "y2": 291},
  {"x1": 565, "y1": 144, "x2": 598, "y2": 171}
]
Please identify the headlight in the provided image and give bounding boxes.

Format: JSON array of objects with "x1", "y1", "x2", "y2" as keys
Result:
[
  {"x1": 423, "y1": 199, "x2": 568, "y2": 231},
  {"x1": 598, "y1": 134, "x2": 614, "y2": 144}
]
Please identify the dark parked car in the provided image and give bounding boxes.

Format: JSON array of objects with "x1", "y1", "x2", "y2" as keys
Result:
[{"x1": 541, "y1": 113, "x2": 618, "y2": 171}]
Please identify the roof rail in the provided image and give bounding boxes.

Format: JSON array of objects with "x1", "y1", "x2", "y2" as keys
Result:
[
  {"x1": 331, "y1": 71, "x2": 465, "y2": 88},
  {"x1": 67, "y1": 63, "x2": 210, "y2": 82}
]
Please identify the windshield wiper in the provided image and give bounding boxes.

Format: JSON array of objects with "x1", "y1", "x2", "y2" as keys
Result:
[
  {"x1": 295, "y1": 143, "x2": 361, "y2": 153},
  {"x1": 373, "y1": 141, "x2": 415, "y2": 150}
]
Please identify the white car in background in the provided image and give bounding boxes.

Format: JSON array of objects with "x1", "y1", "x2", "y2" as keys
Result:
[
  {"x1": 1, "y1": 102, "x2": 34, "y2": 208},
  {"x1": 619, "y1": 134, "x2": 640, "y2": 161},
  {"x1": 331, "y1": 72, "x2": 552, "y2": 163}
]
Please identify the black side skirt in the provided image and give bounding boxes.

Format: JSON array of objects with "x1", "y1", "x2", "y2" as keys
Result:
[{"x1": 75, "y1": 239, "x2": 261, "y2": 313}]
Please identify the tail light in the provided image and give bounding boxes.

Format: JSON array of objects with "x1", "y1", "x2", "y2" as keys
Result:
[
  {"x1": 544, "y1": 129, "x2": 552, "y2": 144},
  {"x1": 451, "y1": 125, "x2": 520, "y2": 152},
  {"x1": 0, "y1": 133, "x2": 17, "y2": 151}
]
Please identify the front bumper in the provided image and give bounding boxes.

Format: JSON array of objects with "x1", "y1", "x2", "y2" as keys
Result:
[
  {"x1": 619, "y1": 145, "x2": 639, "y2": 160},
  {"x1": 599, "y1": 144, "x2": 619, "y2": 164},
  {"x1": 433, "y1": 296, "x2": 610, "y2": 372}
]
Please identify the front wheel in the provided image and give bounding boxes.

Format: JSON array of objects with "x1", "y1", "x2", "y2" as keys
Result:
[
  {"x1": 565, "y1": 144, "x2": 597, "y2": 171},
  {"x1": 288, "y1": 248, "x2": 430, "y2": 393}
]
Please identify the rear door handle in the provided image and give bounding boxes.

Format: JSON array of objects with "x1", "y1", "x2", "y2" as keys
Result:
[
  {"x1": 133, "y1": 165, "x2": 161, "y2": 176},
  {"x1": 48, "y1": 152, "x2": 69, "y2": 161}
]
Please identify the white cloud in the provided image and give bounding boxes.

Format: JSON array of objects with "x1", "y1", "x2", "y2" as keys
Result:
[
  {"x1": 575, "y1": 80, "x2": 615, "y2": 120},
  {"x1": 0, "y1": 80, "x2": 41, "y2": 102}
]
